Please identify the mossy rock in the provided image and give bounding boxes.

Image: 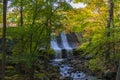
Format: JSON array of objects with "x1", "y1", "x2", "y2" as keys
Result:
[
  {"x1": 11, "y1": 74, "x2": 27, "y2": 80},
  {"x1": 34, "y1": 73, "x2": 45, "y2": 78},
  {"x1": 5, "y1": 76, "x2": 13, "y2": 80},
  {"x1": 5, "y1": 69, "x2": 17, "y2": 76},
  {"x1": 6, "y1": 66, "x2": 14, "y2": 70}
]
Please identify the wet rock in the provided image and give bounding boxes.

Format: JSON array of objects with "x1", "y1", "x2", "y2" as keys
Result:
[
  {"x1": 83, "y1": 55, "x2": 93, "y2": 60},
  {"x1": 70, "y1": 60, "x2": 77, "y2": 64},
  {"x1": 84, "y1": 76, "x2": 102, "y2": 80},
  {"x1": 49, "y1": 56, "x2": 102, "y2": 80},
  {"x1": 103, "y1": 69, "x2": 116, "y2": 80},
  {"x1": 59, "y1": 76, "x2": 65, "y2": 80}
]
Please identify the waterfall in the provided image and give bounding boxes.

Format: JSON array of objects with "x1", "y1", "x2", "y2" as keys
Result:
[
  {"x1": 50, "y1": 32, "x2": 78, "y2": 59},
  {"x1": 50, "y1": 33, "x2": 62, "y2": 59},
  {"x1": 60, "y1": 32, "x2": 73, "y2": 58}
]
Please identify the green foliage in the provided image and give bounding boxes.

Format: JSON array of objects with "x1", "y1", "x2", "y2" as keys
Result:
[
  {"x1": 59, "y1": 2, "x2": 73, "y2": 11},
  {"x1": 74, "y1": 0, "x2": 88, "y2": 3},
  {"x1": 88, "y1": 57, "x2": 105, "y2": 71},
  {"x1": 71, "y1": 0, "x2": 120, "y2": 74},
  {"x1": 5, "y1": 1, "x2": 73, "y2": 78},
  {"x1": 2, "y1": 0, "x2": 120, "y2": 79},
  {"x1": 6, "y1": 25, "x2": 55, "y2": 79}
]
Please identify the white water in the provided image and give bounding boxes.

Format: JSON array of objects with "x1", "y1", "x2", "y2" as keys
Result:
[
  {"x1": 50, "y1": 32, "x2": 74, "y2": 59},
  {"x1": 50, "y1": 59, "x2": 100, "y2": 80},
  {"x1": 50, "y1": 32, "x2": 100, "y2": 80},
  {"x1": 50, "y1": 38, "x2": 62, "y2": 59},
  {"x1": 60, "y1": 65, "x2": 86, "y2": 79},
  {"x1": 60, "y1": 32, "x2": 72, "y2": 49},
  {"x1": 60, "y1": 32, "x2": 73, "y2": 57}
]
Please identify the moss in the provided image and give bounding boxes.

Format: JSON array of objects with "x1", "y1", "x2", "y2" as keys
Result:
[
  {"x1": 89, "y1": 58, "x2": 105, "y2": 72},
  {"x1": 5, "y1": 76, "x2": 13, "y2": 80},
  {"x1": 34, "y1": 73, "x2": 45, "y2": 78}
]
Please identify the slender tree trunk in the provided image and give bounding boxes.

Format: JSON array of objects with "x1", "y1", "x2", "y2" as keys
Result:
[
  {"x1": 1, "y1": 0, "x2": 7, "y2": 80},
  {"x1": 107, "y1": 0, "x2": 114, "y2": 29},
  {"x1": 20, "y1": 0, "x2": 23, "y2": 27},
  {"x1": 29, "y1": 65, "x2": 35, "y2": 80},
  {"x1": 20, "y1": 0, "x2": 24, "y2": 53},
  {"x1": 116, "y1": 61, "x2": 120, "y2": 80},
  {"x1": 106, "y1": 0, "x2": 114, "y2": 61},
  {"x1": 29, "y1": 1, "x2": 38, "y2": 80}
]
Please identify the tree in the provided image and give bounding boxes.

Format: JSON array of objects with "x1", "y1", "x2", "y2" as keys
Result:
[
  {"x1": 70, "y1": 0, "x2": 119, "y2": 75},
  {"x1": 1, "y1": 0, "x2": 7, "y2": 80},
  {"x1": 105, "y1": 0, "x2": 114, "y2": 61},
  {"x1": 116, "y1": 61, "x2": 120, "y2": 80},
  {"x1": 20, "y1": 0, "x2": 23, "y2": 26},
  {"x1": 6, "y1": 0, "x2": 72, "y2": 79}
]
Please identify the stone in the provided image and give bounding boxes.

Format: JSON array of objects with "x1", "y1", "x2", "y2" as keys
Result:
[{"x1": 103, "y1": 69, "x2": 116, "y2": 80}]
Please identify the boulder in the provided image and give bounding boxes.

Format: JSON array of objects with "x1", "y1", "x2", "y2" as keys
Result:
[{"x1": 103, "y1": 69, "x2": 116, "y2": 80}]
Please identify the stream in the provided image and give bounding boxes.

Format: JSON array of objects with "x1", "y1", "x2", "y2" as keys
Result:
[
  {"x1": 50, "y1": 32, "x2": 101, "y2": 80},
  {"x1": 50, "y1": 59, "x2": 101, "y2": 80}
]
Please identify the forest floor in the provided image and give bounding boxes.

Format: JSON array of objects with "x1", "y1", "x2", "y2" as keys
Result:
[{"x1": 0, "y1": 54, "x2": 117, "y2": 80}]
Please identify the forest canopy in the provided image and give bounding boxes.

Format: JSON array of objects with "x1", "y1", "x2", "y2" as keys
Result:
[{"x1": 0, "y1": 0, "x2": 120, "y2": 80}]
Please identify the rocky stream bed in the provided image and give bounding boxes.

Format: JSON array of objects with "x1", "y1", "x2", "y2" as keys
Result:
[{"x1": 48, "y1": 56, "x2": 102, "y2": 80}]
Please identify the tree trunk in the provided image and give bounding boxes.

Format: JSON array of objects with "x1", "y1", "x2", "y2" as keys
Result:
[
  {"x1": 20, "y1": 0, "x2": 24, "y2": 53},
  {"x1": 107, "y1": 0, "x2": 114, "y2": 29},
  {"x1": 105, "y1": 0, "x2": 114, "y2": 61},
  {"x1": 116, "y1": 61, "x2": 120, "y2": 80},
  {"x1": 29, "y1": 65, "x2": 35, "y2": 80},
  {"x1": 1, "y1": 0, "x2": 7, "y2": 80},
  {"x1": 20, "y1": 0, "x2": 23, "y2": 27}
]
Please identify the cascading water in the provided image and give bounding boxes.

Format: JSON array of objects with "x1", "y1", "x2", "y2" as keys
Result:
[
  {"x1": 50, "y1": 32, "x2": 99, "y2": 80},
  {"x1": 50, "y1": 33, "x2": 62, "y2": 59},
  {"x1": 50, "y1": 32, "x2": 74, "y2": 59},
  {"x1": 60, "y1": 32, "x2": 73, "y2": 58}
]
